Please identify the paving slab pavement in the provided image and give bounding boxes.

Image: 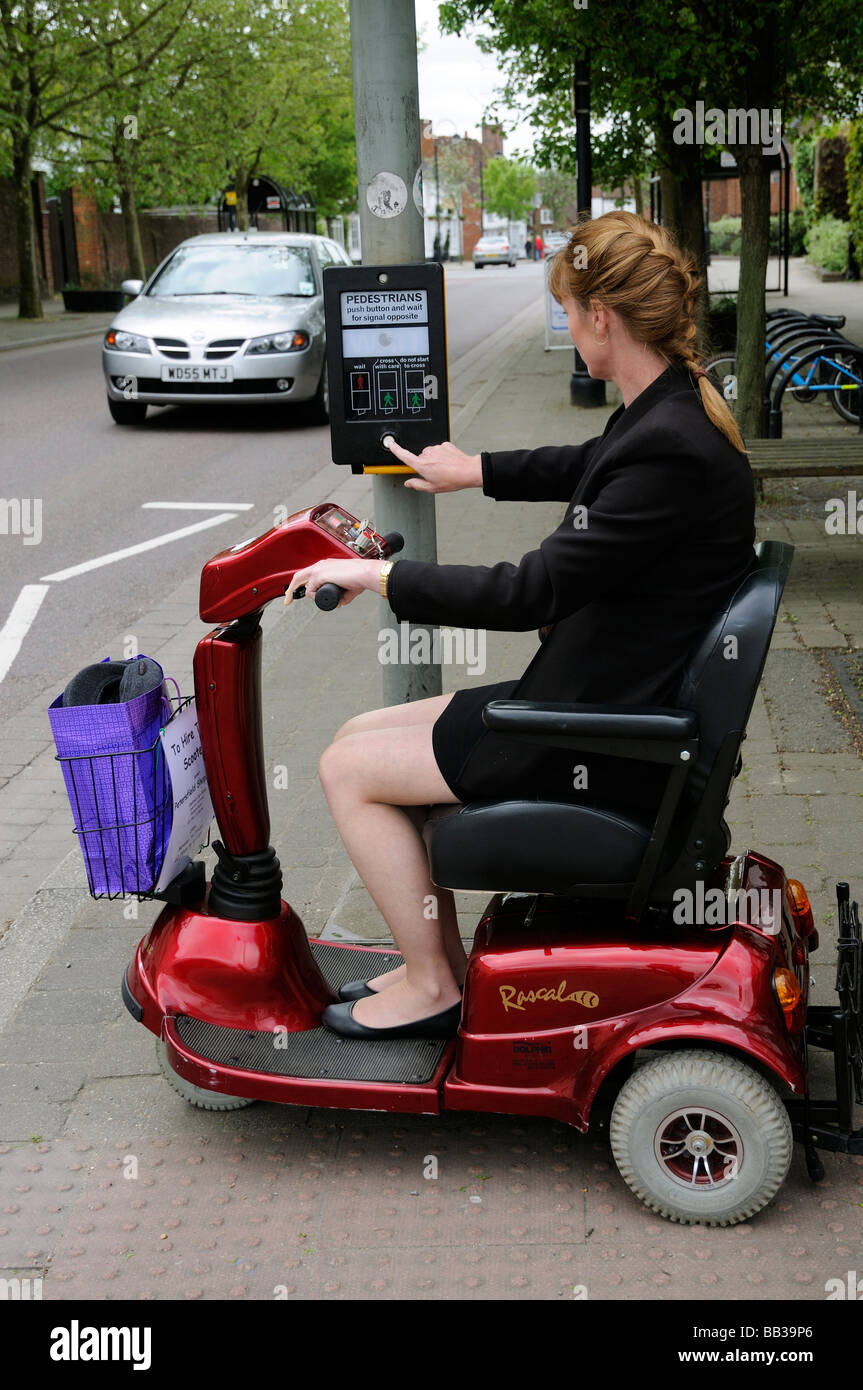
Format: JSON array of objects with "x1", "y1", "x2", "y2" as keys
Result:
[
  {"x1": 1, "y1": 274, "x2": 862, "y2": 1301},
  {"x1": 0, "y1": 297, "x2": 116, "y2": 352}
]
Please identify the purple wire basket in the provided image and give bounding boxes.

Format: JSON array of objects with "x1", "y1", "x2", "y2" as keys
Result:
[{"x1": 51, "y1": 696, "x2": 191, "y2": 899}]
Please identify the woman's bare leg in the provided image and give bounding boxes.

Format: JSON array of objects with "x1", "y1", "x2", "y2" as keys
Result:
[
  {"x1": 318, "y1": 721, "x2": 464, "y2": 1027},
  {"x1": 331, "y1": 694, "x2": 466, "y2": 992},
  {"x1": 331, "y1": 692, "x2": 454, "y2": 742}
]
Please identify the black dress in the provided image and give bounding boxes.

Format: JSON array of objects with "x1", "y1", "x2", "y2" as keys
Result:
[{"x1": 388, "y1": 363, "x2": 756, "y2": 816}]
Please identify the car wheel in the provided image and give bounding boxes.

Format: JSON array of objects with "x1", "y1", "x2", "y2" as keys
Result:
[
  {"x1": 307, "y1": 363, "x2": 330, "y2": 424},
  {"x1": 609, "y1": 1049, "x2": 792, "y2": 1226},
  {"x1": 107, "y1": 395, "x2": 147, "y2": 425},
  {"x1": 474, "y1": 263, "x2": 484, "y2": 270}
]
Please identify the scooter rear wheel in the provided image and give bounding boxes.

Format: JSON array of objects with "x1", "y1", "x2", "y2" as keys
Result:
[
  {"x1": 609, "y1": 1049, "x2": 792, "y2": 1226},
  {"x1": 155, "y1": 1039, "x2": 256, "y2": 1111}
]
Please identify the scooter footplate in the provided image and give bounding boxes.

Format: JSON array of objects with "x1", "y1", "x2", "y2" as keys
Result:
[
  {"x1": 174, "y1": 1015, "x2": 448, "y2": 1085},
  {"x1": 311, "y1": 941, "x2": 402, "y2": 992}
]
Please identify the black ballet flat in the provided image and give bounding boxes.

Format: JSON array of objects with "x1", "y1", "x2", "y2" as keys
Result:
[
  {"x1": 321, "y1": 999, "x2": 462, "y2": 1040},
  {"x1": 338, "y1": 978, "x2": 379, "y2": 1002}
]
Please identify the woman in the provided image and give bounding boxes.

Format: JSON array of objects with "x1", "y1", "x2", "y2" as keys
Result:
[{"x1": 285, "y1": 210, "x2": 755, "y2": 1041}]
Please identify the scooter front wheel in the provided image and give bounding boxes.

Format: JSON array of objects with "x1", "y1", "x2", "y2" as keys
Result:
[
  {"x1": 609, "y1": 1049, "x2": 792, "y2": 1227},
  {"x1": 155, "y1": 1039, "x2": 256, "y2": 1112}
]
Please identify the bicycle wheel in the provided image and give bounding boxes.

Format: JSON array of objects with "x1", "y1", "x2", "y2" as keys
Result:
[
  {"x1": 790, "y1": 356, "x2": 820, "y2": 403},
  {"x1": 830, "y1": 355, "x2": 862, "y2": 425},
  {"x1": 703, "y1": 356, "x2": 738, "y2": 405}
]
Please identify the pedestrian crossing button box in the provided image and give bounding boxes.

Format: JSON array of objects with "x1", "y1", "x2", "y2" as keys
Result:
[{"x1": 323, "y1": 262, "x2": 449, "y2": 473}]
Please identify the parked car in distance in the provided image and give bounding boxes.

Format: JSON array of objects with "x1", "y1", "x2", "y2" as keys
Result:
[
  {"x1": 472, "y1": 235, "x2": 517, "y2": 269},
  {"x1": 102, "y1": 231, "x2": 353, "y2": 425},
  {"x1": 544, "y1": 231, "x2": 569, "y2": 254}
]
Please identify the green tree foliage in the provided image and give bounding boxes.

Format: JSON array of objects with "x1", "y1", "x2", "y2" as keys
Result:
[
  {"x1": 0, "y1": 0, "x2": 356, "y2": 311},
  {"x1": 793, "y1": 135, "x2": 817, "y2": 225},
  {"x1": 177, "y1": 0, "x2": 355, "y2": 228},
  {"x1": 847, "y1": 119, "x2": 863, "y2": 274},
  {"x1": 537, "y1": 167, "x2": 579, "y2": 226},
  {"x1": 440, "y1": 0, "x2": 863, "y2": 440},
  {"x1": 804, "y1": 215, "x2": 850, "y2": 273},
  {"x1": 0, "y1": 0, "x2": 183, "y2": 316},
  {"x1": 43, "y1": 0, "x2": 204, "y2": 282},
  {"x1": 482, "y1": 155, "x2": 536, "y2": 222}
]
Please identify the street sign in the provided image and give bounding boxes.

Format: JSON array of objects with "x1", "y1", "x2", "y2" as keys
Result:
[{"x1": 323, "y1": 262, "x2": 450, "y2": 473}]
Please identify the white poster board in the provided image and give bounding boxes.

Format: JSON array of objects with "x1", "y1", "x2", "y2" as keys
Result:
[
  {"x1": 155, "y1": 700, "x2": 214, "y2": 890},
  {"x1": 544, "y1": 264, "x2": 572, "y2": 352}
]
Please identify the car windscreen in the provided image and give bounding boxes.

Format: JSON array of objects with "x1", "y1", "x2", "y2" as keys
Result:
[{"x1": 147, "y1": 244, "x2": 317, "y2": 298}]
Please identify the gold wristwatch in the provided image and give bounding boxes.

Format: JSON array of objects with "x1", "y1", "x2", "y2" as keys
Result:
[{"x1": 379, "y1": 559, "x2": 395, "y2": 598}]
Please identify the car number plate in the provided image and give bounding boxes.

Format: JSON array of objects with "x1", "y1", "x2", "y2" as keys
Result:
[{"x1": 160, "y1": 364, "x2": 234, "y2": 382}]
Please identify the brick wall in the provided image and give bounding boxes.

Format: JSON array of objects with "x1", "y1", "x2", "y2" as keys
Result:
[
  {"x1": 70, "y1": 187, "x2": 108, "y2": 286},
  {"x1": 706, "y1": 169, "x2": 803, "y2": 220},
  {"x1": 0, "y1": 176, "x2": 55, "y2": 298},
  {"x1": 420, "y1": 120, "x2": 504, "y2": 260},
  {"x1": 0, "y1": 180, "x2": 20, "y2": 296}
]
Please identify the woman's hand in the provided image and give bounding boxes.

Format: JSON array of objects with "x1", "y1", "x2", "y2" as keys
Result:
[
  {"x1": 383, "y1": 438, "x2": 483, "y2": 493},
  {"x1": 284, "y1": 557, "x2": 382, "y2": 608}
]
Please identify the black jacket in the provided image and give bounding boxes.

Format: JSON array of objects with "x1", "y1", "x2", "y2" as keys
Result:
[{"x1": 386, "y1": 363, "x2": 756, "y2": 813}]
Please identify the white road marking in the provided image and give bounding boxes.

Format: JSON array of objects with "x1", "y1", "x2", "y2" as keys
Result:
[
  {"x1": 39, "y1": 513, "x2": 236, "y2": 583},
  {"x1": 0, "y1": 584, "x2": 50, "y2": 684},
  {"x1": 141, "y1": 501, "x2": 254, "y2": 511}
]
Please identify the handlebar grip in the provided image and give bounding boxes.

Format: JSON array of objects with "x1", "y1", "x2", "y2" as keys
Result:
[
  {"x1": 383, "y1": 531, "x2": 405, "y2": 556},
  {"x1": 315, "y1": 583, "x2": 345, "y2": 611}
]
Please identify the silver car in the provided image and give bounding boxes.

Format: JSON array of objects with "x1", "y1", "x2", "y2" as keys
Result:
[
  {"x1": 102, "y1": 231, "x2": 352, "y2": 425},
  {"x1": 472, "y1": 235, "x2": 517, "y2": 269}
]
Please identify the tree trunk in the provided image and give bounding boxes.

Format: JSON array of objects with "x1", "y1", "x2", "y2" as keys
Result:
[
  {"x1": 633, "y1": 176, "x2": 644, "y2": 218},
  {"x1": 655, "y1": 130, "x2": 709, "y2": 344},
  {"x1": 119, "y1": 176, "x2": 147, "y2": 282},
  {"x1": 13, "y1": 137, "x2": 42, "y2": 319},
  {"x1": 235, "y1": 164, "x2": 249, "y2": 231},
  {"x1": 676, "y1": 157, "x2": 709, "y2": 348},
  {"x1": 735, "y1": 148, "x2": 771, "y2": 441}
]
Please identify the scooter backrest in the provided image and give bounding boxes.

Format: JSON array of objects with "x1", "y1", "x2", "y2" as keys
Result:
[{"x1": 674, "y1": 540, "x2": 794, "y2": 804}]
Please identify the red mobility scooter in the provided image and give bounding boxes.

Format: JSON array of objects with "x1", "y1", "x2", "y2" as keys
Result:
[{"x1": 121, "y1": 502, "x2": 863, "y2": 1227}]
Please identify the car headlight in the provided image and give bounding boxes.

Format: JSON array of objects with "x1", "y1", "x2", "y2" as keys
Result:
[
  {"x1": 105, "y1": 328, "x2": 151, "y2": 354},
  {"x1": 245, "y1": 331, "x2": 310, "y2": 355}
]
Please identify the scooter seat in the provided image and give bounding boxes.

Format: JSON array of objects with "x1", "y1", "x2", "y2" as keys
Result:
[{"x1": 426, "y1": 798, "x2": 666, "y2": 895}]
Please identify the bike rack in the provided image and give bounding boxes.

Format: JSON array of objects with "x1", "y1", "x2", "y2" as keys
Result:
[{"x1": 767, "y1": 342, "x2": 863, "y2": 436}]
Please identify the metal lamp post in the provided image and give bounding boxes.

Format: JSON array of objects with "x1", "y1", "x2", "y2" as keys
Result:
[{"x1": 570, "y1": 54, "x2": 606, "y2": 407}]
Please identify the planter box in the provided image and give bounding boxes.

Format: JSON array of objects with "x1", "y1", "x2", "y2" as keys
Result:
[
  {"x1": 813, "y1": 266, "x2": 846, "y2": 282},
  {"x1": 62, "y1": 289, "x2": 128, "y2": 312}
]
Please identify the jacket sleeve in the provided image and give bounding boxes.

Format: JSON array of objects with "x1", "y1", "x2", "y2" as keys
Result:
[
  {"x1": 386, "y1": 440, "x2": 706, "y2": 632},
  {"x1": 481, "y1": 435, "x2": 604, "y2": 503}
]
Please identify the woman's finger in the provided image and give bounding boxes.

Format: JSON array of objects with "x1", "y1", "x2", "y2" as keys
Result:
[
  {"x1": 384, "y1": 438, "x2": 422, "y2": 467},
  {"x1": 284, "y1": 568, "x2": 312, "y2": 604}
]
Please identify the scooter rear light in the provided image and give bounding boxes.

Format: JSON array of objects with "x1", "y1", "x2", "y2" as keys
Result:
[
  {"x1": 787, "y1": 878, "x2": 818, "y2": 951},
  {"x1": 772, "y1": 966, "x2": 804, "y2": 1032}
]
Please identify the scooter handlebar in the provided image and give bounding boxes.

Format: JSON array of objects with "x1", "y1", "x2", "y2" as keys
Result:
[{"x1": 314, "y1": 583, "x2": 344, "y2": 611}]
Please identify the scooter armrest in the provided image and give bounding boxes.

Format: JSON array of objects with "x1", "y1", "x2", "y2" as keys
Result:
[{"x1": 481, "y1": 701, "x2": 699, "y2": 765}]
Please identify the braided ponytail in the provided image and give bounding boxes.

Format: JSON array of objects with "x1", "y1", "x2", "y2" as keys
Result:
[
  {"x1": 685, "y1": 357, "x2": 745, "y2": 454},
  {"x1": 548, "y1": 210, "x2": 746, "y2": 455}
]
